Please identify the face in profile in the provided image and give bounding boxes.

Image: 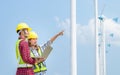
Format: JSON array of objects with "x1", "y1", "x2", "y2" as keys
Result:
[{"x1": 29, "y1": 38, "x2": 37, "y2": 46}]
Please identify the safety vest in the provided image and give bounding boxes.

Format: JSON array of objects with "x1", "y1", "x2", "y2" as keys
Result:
[
  {"x1": 30, "y1": 47, "x2": 47, "y2": 73},
  {"x1": 16, "y1": 39, "x2": 33, "y2": 68}
]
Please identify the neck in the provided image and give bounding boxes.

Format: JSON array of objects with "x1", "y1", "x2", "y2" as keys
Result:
[{"x1": 19, "y1": 35, "x2": 26, "y2": 40}]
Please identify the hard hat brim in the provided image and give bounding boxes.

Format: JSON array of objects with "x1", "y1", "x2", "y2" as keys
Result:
[{"x1": 28, "y1": 28, "x2": 32, "y2": 31}]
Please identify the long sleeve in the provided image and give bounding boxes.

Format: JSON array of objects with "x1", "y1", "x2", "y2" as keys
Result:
[
  {"x1": 41, "y1": 40, "x2": 52, "y2": 51},
  {"x1": 19, "y1": 40, "x2": 36, "y2": 65}
]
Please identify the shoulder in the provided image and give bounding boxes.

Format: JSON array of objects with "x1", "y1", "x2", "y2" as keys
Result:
[{"x1": 19, "y1": 39, "x2": 28, "y2": 46}]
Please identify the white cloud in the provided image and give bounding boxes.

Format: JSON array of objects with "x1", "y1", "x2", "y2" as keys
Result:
[
  {"x1": 55, "y1": 16, "x2": 120, "y2": 46},
  {"x1": 55, "y1": 16, "x2": 70, "y2": 37},
  {"x1": 103, "y1": 17, "x2": 120, "y2": 46}
]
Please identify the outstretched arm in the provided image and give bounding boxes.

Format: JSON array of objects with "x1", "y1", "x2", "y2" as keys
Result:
[
  {"x1": 50, "y1": 30, "x2": 64, "y2": 43},
  {"x1": 41, "y1": 30, "x2": 64, "y2": 51}
]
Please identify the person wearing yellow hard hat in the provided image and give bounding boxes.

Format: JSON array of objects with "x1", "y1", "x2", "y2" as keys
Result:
[
  {"x1": 28, "y1": 30, "x2": 64, "y2": 75},
  {"x1": 15, "y1": 23, "x2": 42, "y2": 75}
]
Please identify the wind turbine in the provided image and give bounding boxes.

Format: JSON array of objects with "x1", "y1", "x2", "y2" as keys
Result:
[
  {"x1": 94, "y1": 0, "x2": 106, "y2": 75},
  {"x1": 98, "y1": 5, "x2": 106, "y2": 75}
]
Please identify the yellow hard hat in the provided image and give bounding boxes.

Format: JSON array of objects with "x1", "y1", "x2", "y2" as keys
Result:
[
  {"x1": 28, "y1": 31, "x2": 38, "y2": 39},
  {"x1": 16, "y1": 23, "x2": 32, "y2": 32}
]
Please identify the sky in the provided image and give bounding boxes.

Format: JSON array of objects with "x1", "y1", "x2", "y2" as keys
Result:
[{"x1": 0, "y1": 0, "x2": 120, "y2": 75}]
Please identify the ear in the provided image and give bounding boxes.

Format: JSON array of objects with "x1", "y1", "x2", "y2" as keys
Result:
[{"x1": 20, "y1": 31, "x2": 24, "y2": 35}]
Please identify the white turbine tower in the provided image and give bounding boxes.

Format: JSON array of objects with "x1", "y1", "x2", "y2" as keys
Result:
[
  {"x1": 71, "y1": 0, "x2": 77, "y2": 75},
  {"x1": 94, "y1": 0, "x2": 107, "y2": 75},
  {"x1": 94, "y1": 0, "x2": 100, "y2": 75},
  {"x1": 98, "y1": 14, "x2": 106, "y2": 75}
]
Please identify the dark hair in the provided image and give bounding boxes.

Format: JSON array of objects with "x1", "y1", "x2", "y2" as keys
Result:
[
  {"x1": 17, "y1": 30, "x2": 21, "y2": 35},
  {"x1": 17, "y1": 30, "x2": 20, "y2": 33}
]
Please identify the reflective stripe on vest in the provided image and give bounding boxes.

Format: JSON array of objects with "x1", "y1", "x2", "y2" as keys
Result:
[
  {"x1": 16, "y1": 39, "x2": 33, "y2": 68},
  {"x1": 30, "y1": 47, "x2": 47, "y2": 72}
]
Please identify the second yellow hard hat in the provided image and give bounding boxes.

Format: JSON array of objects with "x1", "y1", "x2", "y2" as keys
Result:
[{"x1": 28, "y1": 31, "x2": 38, "y2": 39}]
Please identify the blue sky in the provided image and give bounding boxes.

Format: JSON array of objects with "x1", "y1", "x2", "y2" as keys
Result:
[{"x1": 0, "y1": 0, "x2": 120, "y2": 75}]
